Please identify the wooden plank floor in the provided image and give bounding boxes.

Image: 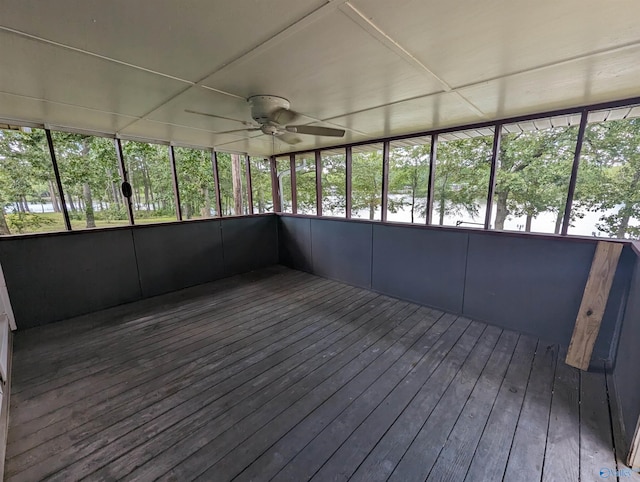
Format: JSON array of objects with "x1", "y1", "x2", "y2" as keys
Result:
[{"x1": 5, "y1": 266, "x2": 625, "y2": 481}]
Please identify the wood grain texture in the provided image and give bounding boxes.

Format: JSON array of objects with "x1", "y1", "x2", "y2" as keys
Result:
[
  {"x1": 630, "y1": 417, "x2": 640, "y2": 470},
  {"x1": 606, "y1": 370, "x2": 640, "y2": 480},
  {"x1": 566, "y1": 241, "x2": 623, "y2": 370},
  {"x1": 503, "y1": 342, "x2": 557, "y2": 482},
  {"x1": 580, "y1": 369, "x2": 616, "y2": 481},
  {"x1": 5, "y1": 268, "x2": 619, "y2": 482},
  {"x1": 543, "y1": 348, "x2": 580, "y2": 482}
]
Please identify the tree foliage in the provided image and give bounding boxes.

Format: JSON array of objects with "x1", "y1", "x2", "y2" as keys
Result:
[
  {"x1": 433, "y1": 136, "x2": 492, "y2": 226},
  {"x1": 574, "y1": 118, "x2": 640, "y2": 238},
  {"x1": 250, "y1": 157, "x2": 273, "y2": 214},
  {"x1": 495, "y1": 127, "x2": 576, "y2": 233},
  {"x1": 352, "y1": 149, "x2": 383, "y2": 220},
  {"x1": 321, "y1": 152, "x2": 347, "y2": 216},
  {"x1": 0, "y1": 128, "x2": 61, "y2": 234},
  {"x1": 175, "y1": 147, "x2": 215, "y2": 219},
  {"x1": 388, "y1": 143, "x2": 430, "y2": 223},
  {"x1": 122, "y1": 140, "x2": 175, "y2": 218},
  {"x1": 2, "y1": 116, "x2": 640, "y2": 239}
]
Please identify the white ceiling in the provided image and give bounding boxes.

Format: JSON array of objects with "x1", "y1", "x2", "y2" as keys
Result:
[{"x1": 1, "y1": 0, "x2": 639, "y2": 156}]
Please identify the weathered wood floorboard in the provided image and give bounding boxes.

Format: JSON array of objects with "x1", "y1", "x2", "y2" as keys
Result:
[{"x1": 5, "y1": 268, "x2": 618, "y2": 482}]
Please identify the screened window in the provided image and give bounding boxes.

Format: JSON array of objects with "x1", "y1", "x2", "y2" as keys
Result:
[
  {"x1": 275, "y1": 156, "x2": 293, "y2": 213},
  {"x1": 295, "y1": 153, "x2": 316, "y2": 215},
  {"x1": 250, "y1": 157, "x2": 273, "y2": 214},
  {"x1": 321, "y1": 149, "x2": 346, "y2": 217},
  {"x1": 387, "y1": 137, "x2": 431, "y2": 224},
  {"x1": 431, "y1": 130, "x2": 493, "y2": 228},
  {"x1": 217, "y1": 152, "x2": 249, "y2": 216},
  {"x1": 0, "y1": 127, "x2": 65, "y2": 234},
  {"x1": 571, "y1": 106, "x2": 640, "y2": 239},
  {"x1": 174, "y1": 147, "x2": 216, "y2": 219},
  {"x1": 492, "y1": 117, "x2": 578, "y2": 234},
  {"x1": 121, "y1": 140, "x2": 175, "y2": 224},
  {"x1": 52, "y1": 132, "x2": 127, "y2": 230},
  {"x1": 351, "y1": 143, "x2": 383, "y2": 220}
]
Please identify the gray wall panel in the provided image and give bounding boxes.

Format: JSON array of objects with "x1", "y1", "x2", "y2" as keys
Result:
[
  {"x1": 372, "y1": 224, "x2": 468, "y2": 313},
  {"x1": 310, "y1": 219, "x2": 372, "y2": 288},
  {"x1": 278, "y1": 216, "x2": 312, "y2": 272},
  {"x1": 222, "y1": 216, "x2": 278, "y2": 276},
  {"x1": 133, "y1": 220, "x2": 224, "y2": 298},
  {"x1": 0, "y1": 229, "x2": 141, "y2": 329},
  {"x1": 464, "y1": 233, "x2": 596, "y2": 353},
  {"x1": 613, "y1": 255, "x2": 640, "y2": 449}
]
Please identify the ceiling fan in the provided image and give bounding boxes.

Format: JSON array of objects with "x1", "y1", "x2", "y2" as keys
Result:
[{"x1": 185, "y1": 95, "x2": 345, "y2": 145}]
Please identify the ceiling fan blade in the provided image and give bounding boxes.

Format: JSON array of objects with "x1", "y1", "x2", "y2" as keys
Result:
[
  {"x1": 185, "y1": 109, "x2": 253, "y2": 126},
  {"x1": 271, "y1": 108, "x2": 301, "y2": 125},
  {"x1": 286, "y1": 125, "x2": 345, "y2": 137},
  {"x1": 214, "y1": 128, "x2": 261, "y2": 135},
  {"x1": 277, "y1": 133, "x2": 303, "y2": 145}
]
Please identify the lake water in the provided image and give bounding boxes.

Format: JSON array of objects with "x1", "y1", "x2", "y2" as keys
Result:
[{"x1": 22, "y1": 198, "x2": 630, "y2": 239}]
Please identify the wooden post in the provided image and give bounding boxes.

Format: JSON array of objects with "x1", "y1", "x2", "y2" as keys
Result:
[
  {"x1": 566, "y1": 241, "x2": 623, "y2": 370},
  {"x1": 629, "y1": 418, "x2": 640, "y2": 469}
]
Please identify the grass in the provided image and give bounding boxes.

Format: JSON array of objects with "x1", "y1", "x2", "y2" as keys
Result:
[{"x1": 6, "y1": 212, "x2": 179, "y2": 235}]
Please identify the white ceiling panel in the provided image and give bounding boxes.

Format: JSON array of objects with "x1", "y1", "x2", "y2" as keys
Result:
[
  {"x1": 261, "y1": 129, "x2": 371, "y2": 155},
  {"x1": 351, "y1": 0, "x2": 640, "y2": 88},
  {"x1": 457, "y1": 46, "x2": 640, "y2": 119},
  {"x1": 118, "y1": 119, "x2": 262, "y2": 151},
  {"x1": 0, "y1": 92, "x2": 136, "y2": 133},
  {"x1": 201, "y1": 10, "x2": 446, "y2": 121},
  {"x1": 0, "y1": 30, "x2": 187, "y2": 118},
  {"x1": 215, "y1": 136, "x2": 298, "y2": 156},
  {"x1": 0, "y1": 0, "x2": 327, "y2": 82},
  {"x1": 1, "y1": 1, "x2": 639, "y2": 156},
  {"x1": 145, "y1": 87, "x2": 254, "y2": 132},
  {"x1": 323, "y1": 92, "x2": 482, "y2": 137}
]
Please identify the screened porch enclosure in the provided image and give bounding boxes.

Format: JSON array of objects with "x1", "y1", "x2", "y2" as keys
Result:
[{"x1": 2, "y1": 1, "x2": 640, "y2": 480}]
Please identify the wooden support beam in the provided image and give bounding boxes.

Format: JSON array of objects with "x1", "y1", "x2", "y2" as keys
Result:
[
  {"x1": 629, "y1": 417, "x2": 640, "y2": 469},
  {"x1": 566, "y1": 241, "x2": 623, "y2": 370}
]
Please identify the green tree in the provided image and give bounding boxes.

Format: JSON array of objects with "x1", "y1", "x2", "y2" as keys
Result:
[
  {"x1": 388, "y1": 143, "x2": 430, "y2": 223},
  {"x1": 352, "y1": 150, "x2": 383, "y2": 220},
  {"x1": 0, "y1": 128, "x2": 62, "y2": 234},
  {"x1": 216, "y1": 152, "x2": 248, "y2": 216},
  {"x1": 574, "y1": 118, "x2": 640, "y2": 239},
  {"x1": 495, "y1": 127, "x2": 576, "y2": 233},
  {"x1": 123, "y1": 141, "x2": 175, "y2": 218},
  {"x1": 294, "y1": 155, "x2": 316, "y2": 214},
  {"x1": 175, "y1": 147, "x2": 215, "y2": 219},
  {"x1": 53, "y1": 132, "x2": 124, "y2": 228},
  {"x1": 433, "y1": 137, "x2": 492, "y2": 226},
  {"x1": 250, "y1": 157, "x2": 273, "y2": 214},
  {"x1": 321, "y1": 153, "x2": 346, "y2": 216}
]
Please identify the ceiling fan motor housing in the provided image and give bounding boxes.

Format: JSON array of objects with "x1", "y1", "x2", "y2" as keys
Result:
[{"x1": 248, "y1": 95, "x2": 291, "y2": 124}]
